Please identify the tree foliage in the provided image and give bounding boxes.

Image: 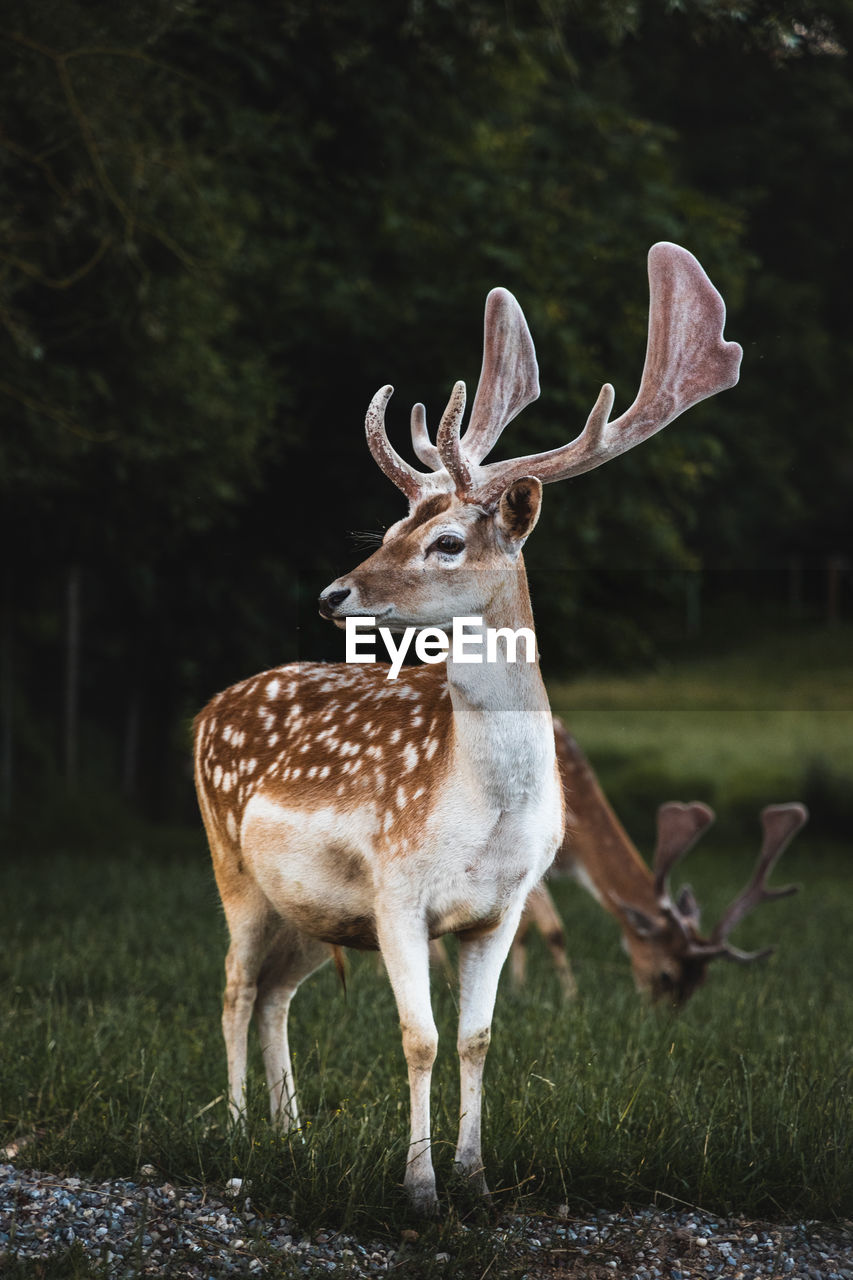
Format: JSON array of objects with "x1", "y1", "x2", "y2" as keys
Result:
[{"x1": 1, "y1": 0, "x2": 850, "y2": 818}]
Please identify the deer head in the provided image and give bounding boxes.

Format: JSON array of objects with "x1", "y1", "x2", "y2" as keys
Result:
[
  {"x1": 319, "y1": 243, "x2": 743, "y2": 628},
  {"x1": 616, "y1": 801, "x2": 808, "y2": 1005}
]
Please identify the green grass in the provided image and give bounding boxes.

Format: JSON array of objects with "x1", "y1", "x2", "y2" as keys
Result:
[
  {"x1": 0, "y1": 840, "x2": 850, "y2": 1232},
  {"x1": 2, "y1": 627, "x2": 852, "y2": 1273}
]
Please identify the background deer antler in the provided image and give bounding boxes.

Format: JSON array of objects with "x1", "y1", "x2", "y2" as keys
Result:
[{"x1": 704, "y1": 803, "x2": 807, "y2": 961}]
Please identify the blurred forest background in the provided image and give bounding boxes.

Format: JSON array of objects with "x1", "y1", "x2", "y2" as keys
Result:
[{"x1": 1, "y1": 0, "x2": 851, "y2": 833}]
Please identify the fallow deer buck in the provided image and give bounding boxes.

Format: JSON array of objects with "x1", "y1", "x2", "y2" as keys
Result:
[
  {"x1": 507, "y1": 719, "x2": 807, "y2": 1004},
  {"x1": 194, "y1": 242, "x2": 741, "y2": 1212}
]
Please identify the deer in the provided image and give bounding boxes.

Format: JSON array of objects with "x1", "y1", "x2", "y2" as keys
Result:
[
  {"x1": 505, "y1": 718, "x2": 807, "y2": 1004},
  {"x1": 193, "y1": 242, "x2": 742, "y2": 1213}
]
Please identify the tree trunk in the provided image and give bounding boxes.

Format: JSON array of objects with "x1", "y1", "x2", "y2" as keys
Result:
[
  {"x1": 64, "y1": 565, "x2": 82, "y2": 791},
  {"x1": 0, "y1": 564, "x2": 12, "y2": 817}
]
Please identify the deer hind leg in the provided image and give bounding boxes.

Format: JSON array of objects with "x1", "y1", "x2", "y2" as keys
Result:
[
  {"x1": 255, "y1": 924, "x2": 329, "y2": 1130},
  {"x1": 220, "y1": 878, "x2": 278, "y2": 1125},
  {"x1": 455, "y1": 907, "x2": 527, "y2": 1197},
  {"x1": 375, "y1": 908, "x2": 438, "y2": 1214},
  {"x1": 428, "y1": 937, "x2": 456, "y2": 983},
  {"x1": 525, "y1": 881, "x2": 577, "y2": 998},
  {"x1": 509, "y1": 897, "x2": 534, "y2": 987}
]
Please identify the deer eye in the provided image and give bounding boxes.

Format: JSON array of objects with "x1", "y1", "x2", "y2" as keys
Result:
[{"x1": 428, "y1": 534, "x2": 465, "y2": 557}]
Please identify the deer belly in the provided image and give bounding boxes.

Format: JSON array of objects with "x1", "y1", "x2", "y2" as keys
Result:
[{"x1": 241, "y1": 794, "x2": 377, "y2": 948}]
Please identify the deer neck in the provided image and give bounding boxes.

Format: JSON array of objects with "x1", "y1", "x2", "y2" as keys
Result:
[
  {"x1": 559, "y1": 735, "x2": 660, "y2": 917},
  {"x1": 444, "y1": 559, "x2": 553, "y2": 804}
]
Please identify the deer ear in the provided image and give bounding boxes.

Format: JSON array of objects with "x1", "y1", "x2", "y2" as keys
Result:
[
  {"x1": 619, "y1": 903, "x2": 666, "y2": 939},
  {"x1": 495, "y1": 476, "x2": 542, "y2": 547},
  {"x1": 676, "y1": 884, "x2": 700, "y2": 925}
]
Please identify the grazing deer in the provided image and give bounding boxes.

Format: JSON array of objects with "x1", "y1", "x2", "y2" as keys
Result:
[
  {"x1": 507, "y1": 719, "x2": 807, "y2": 1004},
  {"x1": 193, "y1": 243, "x2": 741, "y2": 1212}
]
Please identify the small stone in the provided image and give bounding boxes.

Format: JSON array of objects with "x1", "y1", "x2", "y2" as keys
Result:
[
  {"x1": 400, "y1": 1229, "x2": 419, "y2": 1243},
  {"x1": 139, "y1": 1164, "x2": 157, "y2": 1178},
  {"x1": 225, "y1": 1178, "x2": 243, "y2": 1194},
  {"x1": 435, "y1": 1252, "x2": 451, "y2": 1264}
]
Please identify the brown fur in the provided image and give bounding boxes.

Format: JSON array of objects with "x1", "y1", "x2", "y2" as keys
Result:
[{"x1": 195, "y1": 661, "x2": 453, "y2": 861}]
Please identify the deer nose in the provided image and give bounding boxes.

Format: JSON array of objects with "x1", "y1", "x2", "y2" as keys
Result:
[{"x1": 318, "y1": 586, "x2": 352, "y2": 619}]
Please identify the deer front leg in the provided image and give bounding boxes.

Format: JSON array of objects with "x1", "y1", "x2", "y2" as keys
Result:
[
  {"x1": 455, "y1": 908, "x2": 525, "y2": 1196},
  {"x1": 376, "y1": 910, "x2": 439, "y2": 1214}
]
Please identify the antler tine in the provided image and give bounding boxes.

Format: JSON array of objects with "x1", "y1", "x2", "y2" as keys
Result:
[
  {"x1": 460, "y1": 286, "x2": 541, "y2": 465},
  {"x1": 470, "y1": 243, "x2": 743, "y2": 508},
  {"x1": 410, "y1": 403, "x2": 443, "y2": 471},
  {"x1": 435, "y1": 380, "x2": 473, "y2": 495},
  {"x1": 365, "y1": 385, "x2": 431, "y2": 504},
  {"x1": 710, "y1": 803, "x2": 808, "y2": 946},
  {"x1": 652, "y1": 801, "x2": 715, "y2": 900}
]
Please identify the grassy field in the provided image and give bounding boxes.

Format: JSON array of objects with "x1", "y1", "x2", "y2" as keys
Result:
[
  {"x1": 1, "y1": 627, "x2": 851, "y2": 1270},
  {"x1": 548, "y1": 622, "x2": 853, "y2": 843}
]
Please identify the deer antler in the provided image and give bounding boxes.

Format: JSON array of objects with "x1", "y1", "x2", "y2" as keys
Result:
[
  {"x1": 701, "y1": 804, "x2": 807, "y2": 962},
  {"x1": 410, "y1": 403, "x2": 442, "y2": 471},
  {"x1": 460, "y1": 286, "x2": 540, "y2": 464},
  {"x1": 365, "y1": 243, "x2": 742, "y2": 509},
  {"x1": 470, "y1": 243, "x2": 742, "y2": 506},
  {"x1": 652, "y1": 801, "x2": 716, "y2": 902},
  {"x1": 365, "y1": 385, "x2": 425, "y2": 503}
]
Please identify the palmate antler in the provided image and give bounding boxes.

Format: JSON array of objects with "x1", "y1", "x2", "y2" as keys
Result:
[
  {"x1": 706, "y1": 804, "x2": 807, "y2": 962},
  {"x1": 366, "y1": 242, "x2": 743, "y2": 508},
  {"x1": 653, "y1": 802, "x2": 808, "y2": 965}
]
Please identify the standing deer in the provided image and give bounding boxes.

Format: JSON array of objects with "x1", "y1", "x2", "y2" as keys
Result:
[
  {"x1": 193, "y1": 242, "x2": 741, "y2": 1212},
  {"x1": 507, "y1": 719, "x2": 807, "y2": 1003}
]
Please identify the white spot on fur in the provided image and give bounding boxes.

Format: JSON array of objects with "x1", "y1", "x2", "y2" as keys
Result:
[
  {"x1": 403, "y1": 743, "x2": 417, "y2": 771},
  {"x1": 267, "y1": 679, "x2": 280, "y2": 698},
  {"x1": 226, "y1": 811, "x2": 238, "y2": 841}
]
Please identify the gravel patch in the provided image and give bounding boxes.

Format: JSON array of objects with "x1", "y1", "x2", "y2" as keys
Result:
[{"x1": 1, "y1": 1162, "x2": 851, "y2": 1278}]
